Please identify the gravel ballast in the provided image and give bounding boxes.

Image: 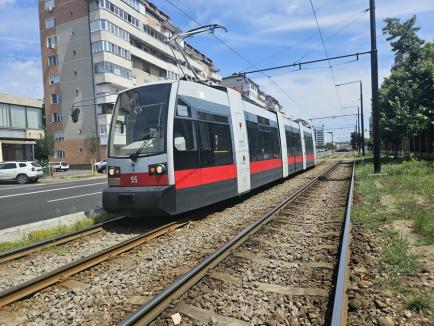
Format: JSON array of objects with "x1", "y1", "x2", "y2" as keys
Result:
[{"x1": 0, "y1": 161, "x2": 340, "y2": 325}]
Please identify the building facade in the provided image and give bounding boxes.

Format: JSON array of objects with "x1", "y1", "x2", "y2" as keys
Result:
[
  {"x1": 0, "y1": 93, "x2": 44, "y2": 162},
  {"x1": 221, "y1": 75, "x2": 266, "y2": 108},
  {"x1": 38, "y1": 0, "x2": 221, "y2": 164},
  {"x1": 313, "y1": 126, "x2": 332, "y2": 146}
]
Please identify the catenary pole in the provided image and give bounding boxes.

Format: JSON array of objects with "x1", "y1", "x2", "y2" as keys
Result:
[
  {"x1": 370, "y1": 0, "x2": 381, "y2": 172},
  {"x1": 360, "y1": 81, "x2": 365, "y2": 155}
]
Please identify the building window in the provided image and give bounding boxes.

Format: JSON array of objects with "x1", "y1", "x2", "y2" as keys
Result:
[
  {"x1": 26, "y1": 108, "x2": 42, "y2": 129},
  {"x1": 97, "y1": 0, "x2": 139, "y2": 28},
  {"x1": 72, "y1": 50, "x2": 76, "y2": 56},
  {"x1": 0, "y1": 103, "x2": 10, "y2": 127},
  {"x1": 74, "y1": 71, "x2": 77, "y2": 76},
  {"x1": 94, "y1": 61, "x2": 131, "y2": 79},
  {"x1": 46, "y1": 35, "x2": 57, "y2": 48},
  {"x1": 99, "y1": 125, "x2": 107, "y2": 135},
  {"x1": 51, "y1": 93, "x2": 61, "y2": 104},
  {"x1": 49, "y1": 74, "x2": 60, "y2": 84},
  {"x1": 52, "y1": 112, "x2": 62, "y2": 122},
  {"x1": 10, "y1": 105, "x2": 27, "y2": 129},
  {"x1": 90, "y1": 20, "x2": 129, "y2": 42},
  {"x1": 45, "y1": 17, "x2": 55, "y2": 29},
  {"x1": 54, "y1": 131, "x2": 64, "y2": 142},
  {"x1": 48, "y1": 55, "x2": 58, "y2": 67},
  {"x1": 44, "y1": 0, "x2": 54, "y2": 10},
  {"x1": 56, "y1": 149, "x2": 65, "y2": 159},
  {"x1": 92, "y1": 41, "x2": 131, "y2": 60},
  {"x1": 75, "y1": 89, "x2": 79, "y2": 96}
]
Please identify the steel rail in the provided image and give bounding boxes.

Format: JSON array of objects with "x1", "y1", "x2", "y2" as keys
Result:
[
  {"x1": 0, "y1": 221, "x2": 187, "y2": 308},
  {"x1": 118, "y1": 161, "x2": 341, "y2": 326},
  {"x1": 0, "y1": 216, "x2": 126, "y2": 264},
  {"x1": 331, "y1": 161, "x2": 355, "y2": 325}
]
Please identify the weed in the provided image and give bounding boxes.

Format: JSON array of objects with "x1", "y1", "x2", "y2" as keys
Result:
[
  {"x1": 406, "y1": 294, "x2": 433, "y2": 312},
  {"x1": 50, "y1": 246, "x2": 68, "y2": 255},
  {"x1": 0, "y1": 218, "x2": 93, "y2": 253},
  {"x1": 383, "y1": 232, "x2": 420, "y2": 274}
]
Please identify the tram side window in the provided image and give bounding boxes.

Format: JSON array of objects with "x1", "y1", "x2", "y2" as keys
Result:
[
  {"x1": 246, "y1": 120, "x2": 262, "y2": 162},
  {"x1": 197, "y1": 121, "x2": 233, "y2": 167},
  {"x1": 271, "y1": 127, "x2": 281, "y2": 158},
  {"x1": 173, "y1": 118, "x2": 199, "y2": 170},
  {"x1": 260, "y1": 126, "x2": 273, "y2": 160}
]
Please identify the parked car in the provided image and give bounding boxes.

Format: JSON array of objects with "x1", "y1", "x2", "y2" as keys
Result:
[
  {"x1": 0, "y1": 161, "x2": 43, "y2": 184},
  {"x1": 94, "y1": 159, "x2": 107, "y2": 173},
  {"x1": 49, "y1": 161, "x2": 70, "y2": 172}
]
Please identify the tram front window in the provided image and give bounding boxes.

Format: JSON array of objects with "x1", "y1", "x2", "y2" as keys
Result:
[{"x1": 109, "y1": 84, "x2": 171, "y2": 157}]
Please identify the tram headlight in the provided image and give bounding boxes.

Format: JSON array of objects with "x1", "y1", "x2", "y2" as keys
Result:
[
  {"x1": 155, "y1": 164, "x2": 165, "y2": 175},
  {"x1": 149, "y1": 163, "x2": 166, "y2": 175},
  {"x1": 108, "y1": 166, "x2": 120, "y2": 176}
]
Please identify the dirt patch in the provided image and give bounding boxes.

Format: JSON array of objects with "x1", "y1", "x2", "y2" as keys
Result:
[
  {"x1": 392, "y1": 219, "x2": 417, "y2": 244},
  {"x1": 380, "y1": 195, "x2": 397, "y2": 211}
]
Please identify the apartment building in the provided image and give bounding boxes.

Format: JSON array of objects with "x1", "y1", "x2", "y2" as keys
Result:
[
  {"x1": 0, "y1": 93, "x2": 44, "y2": 161},
  {"x1": 38, "y1": 0, "x2": 221, "y2": 164},
  {"x1": 221, "y1": 74, "x2": 267, "y2": 108},
  {"x1": 314, "y1": 126, "x2": 328, "y2": 146}
]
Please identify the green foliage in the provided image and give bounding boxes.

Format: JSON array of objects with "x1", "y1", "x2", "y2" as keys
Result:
[
  {"x1": 380, "y1": 16, "x2": 434, "y2": 146},
  {"x1": 34, "y1": 129, "x2": 55, "y2": 161}
]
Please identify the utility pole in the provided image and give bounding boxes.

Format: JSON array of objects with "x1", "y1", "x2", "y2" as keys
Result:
[
  {"x1": 357, "y1": 106, "x2": 361, "y2": 153},
  {"x1": 360, "y1": 81, "x2": 365, "y2": 155},
  {"x1": 370, "y1": 0, "x2": 381, "y2": 172}
]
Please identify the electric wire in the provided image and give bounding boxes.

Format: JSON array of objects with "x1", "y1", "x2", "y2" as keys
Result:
[
  {"x1": 308, "y1": 0, "x2": 343, "y2": 109},
  {"x1": 161, "y1": 0, "x2": 313, "y2": 118},
  {"x1": 241, "y1": 8, "x2": 369, "y2": 72}
]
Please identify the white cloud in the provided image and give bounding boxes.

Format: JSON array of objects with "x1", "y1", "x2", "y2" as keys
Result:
[{"x1": 0, "y1": 58, "x2": 43, "y2": 99}]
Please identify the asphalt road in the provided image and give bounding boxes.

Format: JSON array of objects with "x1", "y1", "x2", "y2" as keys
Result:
[{"x1": 0, "y1": 178, "x2": 107, "y2": 230}]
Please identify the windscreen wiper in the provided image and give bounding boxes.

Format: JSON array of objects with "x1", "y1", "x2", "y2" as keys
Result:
[{"x1": 129, "y1": 127, "x2": 160, "y2": 162}]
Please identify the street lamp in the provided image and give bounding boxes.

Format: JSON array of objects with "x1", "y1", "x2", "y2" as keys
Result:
[
  {"x1": 326, "y1": 131, "x2": 334, "y2": 153},
  {"x1": 336, "y1": 80, "x2": 365, "y2": 155}
]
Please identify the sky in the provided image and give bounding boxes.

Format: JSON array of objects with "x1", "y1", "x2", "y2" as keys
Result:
[{"x1": 0, "y1": 0, "x2": 433, "y2": 141}]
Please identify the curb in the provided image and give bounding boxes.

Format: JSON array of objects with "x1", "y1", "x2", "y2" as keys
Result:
[{"x1": 0, "y1": 208, "x2": 102, "y2": 242}]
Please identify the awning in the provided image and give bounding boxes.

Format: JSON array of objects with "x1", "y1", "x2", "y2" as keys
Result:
[{"x1": 0, "y1": 140, "x2": 36, "y2": 145}]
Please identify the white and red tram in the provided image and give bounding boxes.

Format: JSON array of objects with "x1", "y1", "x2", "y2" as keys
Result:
[{"x1": 103, "y1": 80, "x2": 316, "y2": 216}]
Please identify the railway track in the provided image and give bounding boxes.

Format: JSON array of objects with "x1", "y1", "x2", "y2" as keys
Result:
[
  {"x1": 0, "y1": 220, "x2": 187, "y2": 307},
  {"x1": 119, "y1": 161, "x2": 354, "y2": 325},
  {"x1": 0, "y1": 160, "x2": 348, "y2": 324}
]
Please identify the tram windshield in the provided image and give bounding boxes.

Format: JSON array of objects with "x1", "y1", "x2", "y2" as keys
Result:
[{"x1": 108, "y1": 83, "x2": 171, "y2": 158}]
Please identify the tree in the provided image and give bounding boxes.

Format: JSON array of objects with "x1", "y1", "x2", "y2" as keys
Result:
[
  {"x1": 379, "y1": 16, "x2": 434, "y2": 151},
  {"x1": 383, "y1": 16, "x2": 424, "y2": 61},
  {"x1": 34, "y1": 129, "x2": 55, "y2": 161}
]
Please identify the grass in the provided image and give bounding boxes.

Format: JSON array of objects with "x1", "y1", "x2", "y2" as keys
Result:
[
  {"x1": 353, "y1": 158, "x2": 434, "y2": 244},
  {"x1": 353, "y1": 157, "x2": 433, "y2": 294},
  {"x1": 0, "y1": 210, "x2": 114, "y2": 253},
  {"x1": 406, "y1": 294, "x2": 433, "y2": 313},
  {"x1": 382, "y1": 230, "x2": 420, "y2": 274}
]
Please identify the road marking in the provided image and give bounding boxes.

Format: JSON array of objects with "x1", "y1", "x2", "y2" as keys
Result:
[
  {"x1": 47, "y1": 192, "x2": 102, "y2": 203},
  {"x1": 0, "y1": 178, "x2": 106, "y2": 192},
  {"x1": 0, "y1": 182, "x2": 106, "y2": 199}
]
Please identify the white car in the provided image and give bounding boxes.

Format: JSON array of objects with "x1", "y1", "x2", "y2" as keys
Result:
[
  {"x1": 0, "y1": 161, "x2": 43, "y2": 184},
  {"x1": 94, "y1": 159, "x2": 107, "y2": 173},
  {"x1": 49, "y1": 161, "x2": 70, "y2": 172}
]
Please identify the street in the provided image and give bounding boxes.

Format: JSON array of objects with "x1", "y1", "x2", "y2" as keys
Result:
[{"x1": 0, "y1": 178, "x2": 107, "y2": 230}]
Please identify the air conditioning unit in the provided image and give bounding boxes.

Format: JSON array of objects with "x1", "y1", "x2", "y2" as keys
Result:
[{"x1": 48, "y1": 6, "x2": 53, "y2": 12}]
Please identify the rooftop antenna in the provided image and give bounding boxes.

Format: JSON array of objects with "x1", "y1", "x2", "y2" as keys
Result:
[{"x1": 166, "y1": 24, "x2": 227, "y2": 81}]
